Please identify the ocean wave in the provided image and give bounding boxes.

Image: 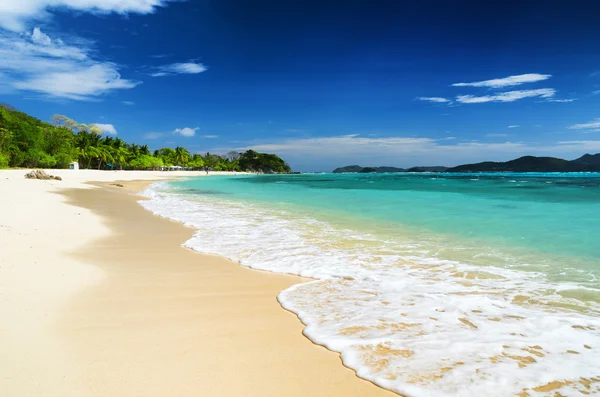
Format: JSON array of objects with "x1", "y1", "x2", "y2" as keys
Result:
[{"x1": 140, "y1": 182, "x2": 600, "y2": 397}]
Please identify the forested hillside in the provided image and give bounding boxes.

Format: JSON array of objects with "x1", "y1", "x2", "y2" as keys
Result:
[{"x1": 0, "y1": 105, "x2": 291, "y2": 173}]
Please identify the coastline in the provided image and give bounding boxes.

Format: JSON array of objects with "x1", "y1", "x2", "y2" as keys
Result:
[{"x1": 0, "y1": 170, "x2": 395, "y2": 396}]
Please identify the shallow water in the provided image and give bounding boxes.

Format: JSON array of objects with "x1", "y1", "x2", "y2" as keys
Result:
[{"x1": 141, "y1": 173, "x2": 600, "y2": 397}]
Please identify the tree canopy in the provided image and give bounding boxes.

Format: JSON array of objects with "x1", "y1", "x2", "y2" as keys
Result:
[{"x1": 0, "y1": 105, "x2": 291, "y2": 173}]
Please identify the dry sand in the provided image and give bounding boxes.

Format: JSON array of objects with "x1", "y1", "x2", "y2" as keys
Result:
[{"x1": 0, "y1": 170, "x2": 396, "y2": 396}]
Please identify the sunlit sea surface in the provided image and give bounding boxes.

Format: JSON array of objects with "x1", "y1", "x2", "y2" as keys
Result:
[{"x1": 141, "y1": 173, "x2": 600, "y2": 397}]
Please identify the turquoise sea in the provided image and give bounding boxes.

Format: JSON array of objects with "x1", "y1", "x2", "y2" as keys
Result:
[{"x1": 141, "y1": 173, "x2": 600, "y2": 397}]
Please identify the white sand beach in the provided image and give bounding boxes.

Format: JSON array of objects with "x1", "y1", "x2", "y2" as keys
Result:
[{"x1": 0, "y1": 169, "x2": 395, "y2": 397}]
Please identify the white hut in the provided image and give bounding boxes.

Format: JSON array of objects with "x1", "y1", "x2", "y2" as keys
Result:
[{"x1": 69, "y1": 161, "x2": 79, "y2": 170}]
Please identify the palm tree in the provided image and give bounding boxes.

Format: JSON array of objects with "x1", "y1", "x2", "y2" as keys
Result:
[
  {"x1": 106, "y1": 137, "x2": 128, "y2": 169},
  {"x1": 190, "y1": 154, "x2": 205, "y2": 170},
  {"x1": 76, "y1": 130, "x2": 102, "y2": 169},
  {"x1": 174, "y1": 146, "x2": 191, "y2": 166},
  {"x1": 96, "y1": 144, "x2": 114, "y2": 170},
  {"x1": 113, "y1": 146, "x2": 130, "y2": 170}
]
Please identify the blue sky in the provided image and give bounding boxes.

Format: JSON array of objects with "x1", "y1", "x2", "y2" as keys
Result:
[{"x1": 1, "y1": 0, "x2": 600, "y2": 171}]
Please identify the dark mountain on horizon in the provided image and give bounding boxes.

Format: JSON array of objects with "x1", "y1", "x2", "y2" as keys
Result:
[
  {"x1": 332, "y1": 154, "x2": 600, "y2": 174},
  {"x1": 571, "y1": 153, "x2": 600, "y2": 166},
  {"x1": 333, "y1": 165, "x2": 406, "y2": 173},
  {"x1": 447, "y1": 154, "x2": 600, "y2": 172},
  {"x1": 333, "y1": 165, "x2": 448, "y2": 173},
  {"x1": 333, "y1": 165, "x2": 365, "y2": 173},
  {"x1": 407, "y1": 166, "x2": 448, "y2": 172}
]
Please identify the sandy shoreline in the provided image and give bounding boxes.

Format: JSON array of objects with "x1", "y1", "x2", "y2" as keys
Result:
[{"x1": 0, "y1": 170, "x2": 395, "y2": 396}]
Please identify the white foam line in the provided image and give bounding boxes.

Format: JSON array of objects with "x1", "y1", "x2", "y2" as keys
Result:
[{"x1": 139, "y1": 182, "x2": 600, "y2": 397}]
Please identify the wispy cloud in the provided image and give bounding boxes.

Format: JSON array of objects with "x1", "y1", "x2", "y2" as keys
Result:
[
  {"x1": 145, "y1": 128, "x2": 210, "y2": 139},
  {"x1": 93, "y1": 123, "x2": 117, "y2": 135},
  {"x1": 174, "y1": 127, "x2": 199, "y2": 137},
  {"x1": 151, "y1": 62, "x2": 207, "y2": 77},
  {"x1": 592, "y1": 90, "x2": 600, "y2": 95},
  {"x1": 546, "y1": 98, "x2": 577, "y2": 103},
  {"x1": 487, "y1": 133, "x2": 509, "y2": 137},
  {"x1": 452, "y1": 73, "x2": 551, "y2": 88},
  {"x1": 456, "y1": 88, "x2": 555, "y2": 104},
  {"x1": 122, "y1": 101, "x2": 135, "y2": 105},
  {"x1": 568, "y1": 119, "x2": 600, "y2": 130},
  {"x1": 558, "y1": 140, "x2": 600, "y2": 151},
  {"x1": 203, "y1": 134, "x2": 600, "y2": 171},
  {"x1": 416, "y1": 97, "x2": 452, "y2": 103},
  {"x1": 0, "y1": 0, "x2": 178, "y2": 31},
  {"x1": 144, "y1": 132, "x2": 166, "y2": 140},
  {"x1": 0, "y1": 28, "x2": 139, "y2": 100},
  {"x1": 507, "y1": 125, "x2": 520, "y2": 128}
]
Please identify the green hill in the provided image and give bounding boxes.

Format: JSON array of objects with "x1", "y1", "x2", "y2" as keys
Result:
[{"x1": 0, "y1": 105, "x2": 291, "y2": 173}]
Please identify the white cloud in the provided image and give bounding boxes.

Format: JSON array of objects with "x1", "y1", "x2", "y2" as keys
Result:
[
  {"x1": 206, "y1": 135, "x2": 600, "y2": 171},
  {"x1": 122, "y1": 101, "x2": 135, "y2": 105},
  {"x1": 145, "y1": 128, "x2": 209, "y2": 139},
  {"x1": 242, "y1": 136, "x2": 439, "y2": 157},
  {"x1": 0, "y1": 28, "x2": 140, "y2": 100},
  {"x1": 568, "y1": 120, "x2": 600, "y2": 130},
  {"x1": 452, "y1": 73, "x2": 551, "y2": 88},
  {"x1": 558, "y1": 140, "x2": 600, "y2": 151},
  {"x1": 0, "y1": 0, "x2": 177, "y2": 31},
  {"x1": 31, "y1": 27, "x2": 51, "y2": 45},
  {"x1": 507, "y1": 125, "x2": 520, "y2": 128},
  {"x1": 14, "y1": 63, "x2": 139, "y2": 100},
  {"x1": 203, "y1": 134, "x2": 600, "y2": 171},
  {"x1": 456, "y1": 88, "x2": 555, "y2": 104},
  {"x1": 546, "y1": 98, "x2": 577, "y2": 103},
  {"x1": 93, "y1": 123, "x2": 117, "y2": 135},
  {"x1": 416, "y1": 97, "x2": 451, "y2": 103},
  {"x1": 152, "y1": 62, "x2": 207, "y2": 77},
  {"x1": 487, "y1": 133, "x2": 509, "y2": 137},
  {"x1": 174, "y1": 127, "x2": 198, "y2": 137}
]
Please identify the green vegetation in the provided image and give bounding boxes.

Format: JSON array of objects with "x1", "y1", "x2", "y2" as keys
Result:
[{"x1": 0, "y1": 105, "x2": 291, "y2": 173}]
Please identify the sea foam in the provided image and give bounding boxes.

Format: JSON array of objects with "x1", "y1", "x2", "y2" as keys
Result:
[{"x1": 140, "y1": 182, "x2": 600, "y2": 397}]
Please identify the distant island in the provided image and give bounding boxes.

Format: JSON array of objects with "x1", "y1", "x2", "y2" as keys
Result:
[
  {"x1": 446, "y1": 155, "x2": 600, "y2": 172},
  {"x1": 332, "y1": 165, "x2": 448, "y2": 173},
  {"x1": 333, "y1": 155, "x2": 600, "y2": 174}
]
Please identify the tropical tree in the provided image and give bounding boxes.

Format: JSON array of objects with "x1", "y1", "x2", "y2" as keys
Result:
[
  {"x1": 174, "y1": 146, "x2": 191, "y2": 166},
  {"x1": 189, "y1": 153, "x2": 205, "y2": 169},
  {"x1": 203, "y1": 152, "x2": 222, "y2": 170},
  {"x1": 1, "y1": 106, "x2": 293, "y2": 173}
]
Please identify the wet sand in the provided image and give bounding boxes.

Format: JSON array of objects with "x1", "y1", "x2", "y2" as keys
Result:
[{"x1": 56, "y1": 181, "x2": 396, "y2": 396}]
